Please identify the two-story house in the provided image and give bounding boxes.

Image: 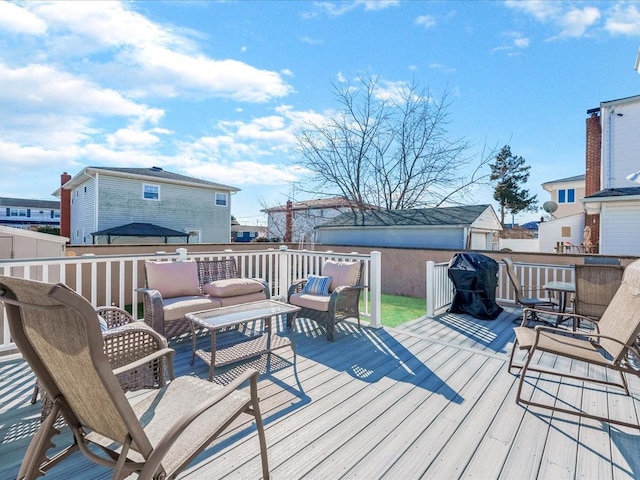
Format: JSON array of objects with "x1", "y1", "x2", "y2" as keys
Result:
[
  {"x1": 54, "y1": 167, "x2": 239, "y2": 245},
  {"x1": 580, "y1": 94, "x2": 640, "y2": 256},
  {"x1": 538, "y1": 174, "x2": 586, "y2": 252},
  {"x1": 0, "y1": 197, "x2": 60, "y2": 229},
  {"x1": 262, "y1": 197, "x2": 365, "y2": 244}
]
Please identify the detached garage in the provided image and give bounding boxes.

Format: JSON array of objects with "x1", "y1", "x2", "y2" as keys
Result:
[{"x1": 316, "y1": 205, "x2": 502, "y2": 250}]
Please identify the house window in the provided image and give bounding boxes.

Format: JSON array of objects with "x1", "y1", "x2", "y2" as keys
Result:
[
  {"x1": 143, "y1": 184, "x2": 160, "y2": 200},
  {"x1": 215, "y1": 192, "x2": 227, "y2": 207},
  {"x1": 8, "y1": 208, "x2": 28, "y2": 217},
  {"x1": 558, "y1": 188, "x2": 575, "y2": 203}
]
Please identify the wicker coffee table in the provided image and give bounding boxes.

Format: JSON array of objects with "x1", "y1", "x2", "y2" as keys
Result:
[{"x1": 186, "y1": 299, "x2": 300, "y2": 381}]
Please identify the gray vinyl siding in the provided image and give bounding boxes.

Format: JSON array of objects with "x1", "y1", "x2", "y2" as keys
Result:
[
  {"x1": 317, "y1": 226, "x2": 465, "y2": 248},
  {"x1": 94, "y1": 175, "x2": 231, "y2": 243},
  {"x1": 70, "y1": 178, "x2": 96, "y2": 245}
]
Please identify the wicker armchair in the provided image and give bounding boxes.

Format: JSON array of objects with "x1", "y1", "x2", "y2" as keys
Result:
[
  {"x1": 287, "y1": 260, "x2": 364, "y2": 341},
  {"x1": 34, "y1": 306, "x2": 174, "y2": 421}
]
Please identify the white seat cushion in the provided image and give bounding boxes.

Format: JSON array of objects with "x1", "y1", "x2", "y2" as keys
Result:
[
  {"x1": 162, "y1": 296, "x2": 221, "y2": 321},
  {"x1": 289, "y1": 292, "x2": 331, "y2": 312}
]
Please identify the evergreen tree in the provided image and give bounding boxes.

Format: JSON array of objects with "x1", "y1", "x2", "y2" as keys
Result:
[{"x1": 490, "y1": 145, "x2": 538, "y2": 226}]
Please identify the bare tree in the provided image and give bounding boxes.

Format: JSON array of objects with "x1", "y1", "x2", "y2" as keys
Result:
[{"x1": 295, "y1": 73, "x2": 494, "y2": 210}]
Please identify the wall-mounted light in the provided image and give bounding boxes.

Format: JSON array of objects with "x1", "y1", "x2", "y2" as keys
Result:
[{"x1": 626, "y1": 171, "x2": 640, "y2": 183}]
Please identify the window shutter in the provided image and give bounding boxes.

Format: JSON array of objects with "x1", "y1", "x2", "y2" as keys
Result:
[
  {"x1": 27, "y1": 209, "x2": 31, "y2": 217},
  {"x1": 5, "y1": 208, "x2": 9, "y2": 216}
]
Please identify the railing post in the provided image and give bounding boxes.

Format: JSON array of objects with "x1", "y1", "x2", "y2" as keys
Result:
[
  {"x1": 278, "y1": 245, "x2": 289, "y2": 300},
  {"x1": 369, "y1": 251, "x2": 382, "y2": 328},
  {"x1": 176, "y1": 248, "x2": 188, "y2": 261},
  {"x1": 426, "y1": 260, "x2": 435, "y2": 317}
]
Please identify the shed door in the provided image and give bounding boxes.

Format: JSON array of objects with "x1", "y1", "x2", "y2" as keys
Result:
[{"x1": 470, "y1": 232, "x2": 490, "y2": 250}]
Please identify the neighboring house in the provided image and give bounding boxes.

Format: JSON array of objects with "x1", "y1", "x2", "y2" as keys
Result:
[
  {"x1": 315, "y1": 205, "x2": 502, "y2": 250},
  {"x1": 262, "y1": 197, "x2": 366, "y2": 243},
  {"x1": 53, "y1": 167, "x2": 239, "y2": 245},
  {"x1": 231, "y1": 224, "x2": 268, "y2": 242},
  {"x1": 541, "y1": 174, "x2": 586, "y2": 218},
  {"x1": 538, "y1": 174, "x2": 586, "y2": 253},
  {"x1": 0, "y1": 225, "x2": 68, "y2": 259},
  {"x1": 580, "y1": 94, "x2": 640, "y2": 256},
  {"x1": 0, "y1": 197, "x2": 60, "y2": 229}
]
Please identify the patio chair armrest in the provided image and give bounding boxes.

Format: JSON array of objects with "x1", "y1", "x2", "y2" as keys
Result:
[
  {"x1": 521, "y1": 308, "x2": 598, "y2": 330},
  {"x1": 96, "y1": 305, "x2": 134, "y2": 329},
  {"x1": 137, "y1": 287, "x2": 166, "y2": 335},
  {"x1": 103, "y1": 323, "x2": 174, "y2": 388},
  {"x1": 141, "y1": 368, "x2": 260, "y2": 477},
  {"x1": 111, "y1": 347, "x2": 175, "y2": 382},
  {"x1": 287, "y1": 279, "x2": 308, "y2": 298}
]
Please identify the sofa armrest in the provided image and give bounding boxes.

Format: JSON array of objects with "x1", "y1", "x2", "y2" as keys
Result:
[
  {"x1": 250, "y1": 278, "x2": 271, "y2": 299},
  {"x1": 137, "y1": 287, "x2": 166, "y2": 336}
]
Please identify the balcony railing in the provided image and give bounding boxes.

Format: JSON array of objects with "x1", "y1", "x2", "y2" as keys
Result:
[
  {"x1": 426, "y1": 260, "x2": 574, "y2": 317},
  {"x1": 0, "y1": 247, "x2": 382, "y2": 354}
]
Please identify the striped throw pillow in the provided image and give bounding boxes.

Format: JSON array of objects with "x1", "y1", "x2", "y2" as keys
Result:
[{"x1": 302, "y1": 275, "x2": 332, "y2": 296}]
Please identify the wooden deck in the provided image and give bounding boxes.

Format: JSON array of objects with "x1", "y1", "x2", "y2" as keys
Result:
[{"x1": 2, "y1": 306, "x2": 640, "y2": 479}]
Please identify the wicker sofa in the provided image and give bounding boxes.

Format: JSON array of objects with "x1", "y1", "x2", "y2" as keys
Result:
[
  {"x1": 138, "y1": 258, "x2": 269, "y2": 338},
  {"x1": 287, "y1": 260, "x2": 364, "y2": 341}
]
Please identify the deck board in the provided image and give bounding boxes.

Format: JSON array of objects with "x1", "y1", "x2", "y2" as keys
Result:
[{"x1": 1, "y1": 305, "x2": 640, "y2": 479}]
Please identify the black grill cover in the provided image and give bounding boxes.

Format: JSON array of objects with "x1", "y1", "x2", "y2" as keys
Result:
[{"x1": 447, "y1": 253, "x2": 503, "y2": 320}]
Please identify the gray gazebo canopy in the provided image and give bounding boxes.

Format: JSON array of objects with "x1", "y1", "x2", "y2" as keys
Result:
[{"x1": 91, "y1": 222, "x2": 190, "y2": 244}]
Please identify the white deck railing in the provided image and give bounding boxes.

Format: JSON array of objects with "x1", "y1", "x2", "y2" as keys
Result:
[
  {"x1": 426, "y1": 260, "x2": 574, "y2": 317},
  {"x1": 0, "y1": 247, "x2": 382, "y2": 353}
]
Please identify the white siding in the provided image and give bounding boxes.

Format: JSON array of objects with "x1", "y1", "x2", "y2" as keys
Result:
[
  {"x1": 600, "y1": 202, "x2": 640, "y2": 256},
  {"x1": 538, "y1": 213, "x2": 585, "y2": 253},
  {"x1": 602, "y1": 99, "x2": 640, "y2": 189},
  {"x1": 70, "y1": 178, "x2": 96, "y2": 245},
  {"x1": 317, "y1": 226, "x2": 466, "y2": 249},
  {"x1": 267, "y1": 207, "x2": 350, "y2": 242},
  {"x1": 470, "y1": 206, "x2": 502, "y2": 231}
]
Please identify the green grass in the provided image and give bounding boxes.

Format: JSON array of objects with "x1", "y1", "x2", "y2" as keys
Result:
[
  {"x1": 129, "y1": 294, "x2": 425, "y2": 330},
  {"x1": 362, "y1": 294, "x2": 425, "y2": 328}
]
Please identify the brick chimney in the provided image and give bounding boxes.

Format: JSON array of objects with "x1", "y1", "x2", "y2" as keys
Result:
[
  {"x1": 60, "y1": 172, "x2": 72, "y2": 239},
  {"x1": 585, "y1": 111, "x2": 601, "y2": 249},
  {"x1": 284, "y1": 200, "x2": 293, "y2": 242}
]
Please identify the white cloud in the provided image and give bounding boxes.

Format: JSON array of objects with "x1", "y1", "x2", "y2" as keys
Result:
[
  {"x1": 415, "y1": 15, "x2": 436, "y2": 29},
  {"x1": 558, "y1": 7, "x2": 601, "y2": 38},
  {"x1": 13, "y1": 1, "x2": 293, "y2": 103},
  {"x1": 491, "y1": 31, "x2": 530, "y2": 55},
  {"x1": 315, "y1": 0, "x2": 399, "y2": 16},
  {"x1": 605, "y1": 4, "x2": 640, "y2": 36},
  {"x1": 0, "y1": 1, "x2": 47, "y2": 35}
]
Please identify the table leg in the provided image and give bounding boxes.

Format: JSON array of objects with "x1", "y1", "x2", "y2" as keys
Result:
[
  {"x1": 209, "y1": 330, "x2": 217, "y2": 382},
  {"x1": 189, "y1": 320, "x2": 196, "y2": 366},
  {"x1": 289, "y1": 312, "x2": 297, "y2": 362}
]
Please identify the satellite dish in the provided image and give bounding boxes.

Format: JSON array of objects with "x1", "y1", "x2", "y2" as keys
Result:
[{"x1": 543, "y1": 201, "x2": 558, "y2": 214}]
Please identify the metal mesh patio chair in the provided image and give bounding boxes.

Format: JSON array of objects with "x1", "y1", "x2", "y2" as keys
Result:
[
  {"x1": 573, "y1": 264, "x2": 624, "y2": 321},
  {"x1": 0, "y1": 275, "x2": 270, "y2": 480},
  {"x1": 503, "y1": 258, "x2": 558, "y2": 325},
  {"x1": 507, "y1": 259, "x2": 640, "y2": 429}
]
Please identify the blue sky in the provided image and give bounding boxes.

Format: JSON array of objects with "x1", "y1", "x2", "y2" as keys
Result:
[{"x1": 1, "y1": 1, "x2": 639, "y2": 225}]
